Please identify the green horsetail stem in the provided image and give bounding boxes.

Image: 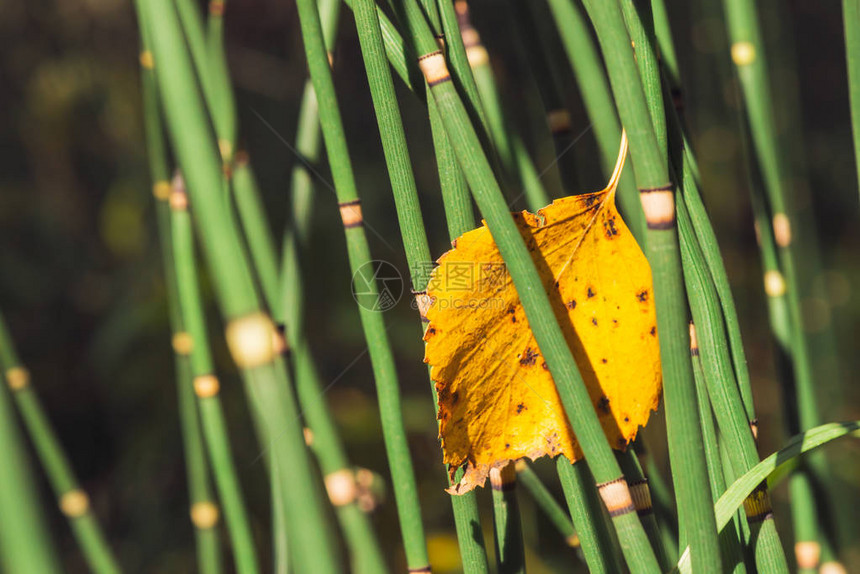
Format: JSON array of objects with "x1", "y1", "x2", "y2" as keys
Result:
[
  {"x1": 687, "y1": 327, "x2": 746, "y2": 572},
  {"x1": 294, "y1": 0, "x2": 431, "y2": 568},
  {"x1": 138, "y1": 1, "x2": 340, "y2": 571},
  {"x1": 544, "y1": 0, "x2": 645, "y2": 241},
  {"x1": 449, "y1": 7, "x2": 631, "y2": 566},
  {"x1": 674, "y1": 421, "x2": 860, "y2": 573},
  {"x1": 453, "y1": 4, "x2": 552, "y2": 209},
  {"x1": 634, "y1": 441, "x2": 679, "y2": 561},
  {"x1": 226, "y1": 3, "x2": 388, "y2": 570},
  {"x1": 556, "y1": 458, "x2": 623, "y2": 573},
  {"x1": 0, "y1": 340, "x2": 61, "y2": 573},
  {"x1": 140, "y1": 37, "x2": 224, "y2": 574},
  {"x1": 515, "y1": 461, "x2": 578, "y2": 548},
  {"x1": 0, "y1": 315, "x2": 112, "y2": 573},
  {"x1": 509, "y1": 0, "x2": 579, "y2": 192},
  {"x1": 654, "y1": 17, "x2": 758, "y2": 430},
  {"x1": 721, "y1": 0, "x2": 833, "y2": 568},
  {"x1": 578, "y1": 1, "x2": 720, "y2": 570},
  {"x1": 169, "y1": 180, "x2": 261, "y2": 574},
  {"x1": 616, "y1": 451, "x2": 671, "y2": 571},
  {"x1": 490, "y1": 464, "x2": 526, "y2": 574},
  {"x1": 404, "y1": 2, "x2": 659, "y2": 570},
  {"x1": 277, "y1": 11, "x2": 390, "y2": 571},
  {"x1": 845, "y1": 0, "x2": 860, "y2": 199},
  {"x1": 675, "y1": 174, "x2": 789, "y2": 573},
  {"x1": 204, "y1": 0, "x2": 236, "y2": 159},
  {"x1": 438, "y1": 0, "x2": 488, "y2": 129},
  {"x1": 350, "y1": 4, "x2": 495, "y2": 571}
]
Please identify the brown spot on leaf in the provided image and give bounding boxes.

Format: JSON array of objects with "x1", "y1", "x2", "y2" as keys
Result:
[
  {"x1": 604, "y1": 216, "x2": 619, "y2": 238},
  {"x1": 637, "y1": 289, "x2": 649, "y2": 302},
  {"x1": 598, "y1": 396, "x2": 610, "y2": 413},
  {"x1": 601, "y1": 358, "x2": 608, "y2": 364},
  {"x1": 451, "y1": 391, "x2": 460, "y2": 405},
  {"x1": 519, "y1": 347, "x2": 539, "y2": 366},
  {"x1": 567, "y1": 299, "x2": 577, "y2": 310},
  {"x1": 587, "y1": 286, "x2": 596, "y2": 298},
  {"x1": 650, "y1": 326, "x2": 657, "y2": 336},
  {"x1": 592, "y1": 317, "x2": 598, "y2": 326},
  {"x1": 516, "y1": 403, "x2": 526, "y2": 414}
]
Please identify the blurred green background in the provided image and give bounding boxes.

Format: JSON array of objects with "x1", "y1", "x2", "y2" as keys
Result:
[{"x1": 0, "y1": 0, "x2": 858, "y2": 571}]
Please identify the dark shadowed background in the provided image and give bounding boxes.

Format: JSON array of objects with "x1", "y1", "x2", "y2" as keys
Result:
[{"x1": 0, "y1": 0, "x2": 858, "y2": 571}]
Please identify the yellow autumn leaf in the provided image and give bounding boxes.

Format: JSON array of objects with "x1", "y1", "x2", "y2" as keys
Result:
[{"x1": 423, "y1": 134, "x2": 662, "y2": 494}]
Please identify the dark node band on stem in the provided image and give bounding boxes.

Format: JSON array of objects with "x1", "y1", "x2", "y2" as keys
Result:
[
  {"x1": 338, "y1": 199, "x2": 364, "y2": 229},
  {"x1": 743, "y1": 481, "x2": 774, "y2": 523},
  {"x1": 490, "y1": 463, "x2": 517, "y2": 491},
  {"x1": 750, "y1": 418, "x2": 759, "y2": 440},
  {"x1": 418, "y1": 51, "x2": 452, "y2": 87},
  {"x1": 639, "y1": 183, "x2": 675, "y2": 230},
  {"x1": 273, "y1": 322, "x2": 291, "y2": 355},
  {"x1": 628, "y1": 478, "x2": 654, "y2": 516},
  {"x1": 597, "y1": 476, "x2": 636, "y2": 517}
]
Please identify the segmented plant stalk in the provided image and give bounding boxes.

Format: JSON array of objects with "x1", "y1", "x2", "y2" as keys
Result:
[
  {"x1": 0, "y1": 351, "x2": 60, "y2": 573},
  {"x1": 556, "y1": 458, "x2": 622, "y2": 573},
  {"x1": 509, "y1": 0, "x2": 578, "y2": 192},
  {"x1": 654, "y1": 14, "x2": 757, "y2": 425},
  {"x1": 578, "y1": 1, "x2": 720, "y2": 569},
  {"x1": 490, "y1": 464, "x2": 526, "y2": 574},
  {"x1": 845, "y1": 0, "x2": 860, "y2": 198},
  {"x1": 204, "y1": 0, "x2": 236, "y2": 160},
  {"x1": 544, "y1": 0, "x2": 645, "y2": 241},
  {"x1": 514, "y1": 461, "x2": 578, "y2": 547},
  {"x1": 687, "y1": 326, "x2": 746, "y2": 572},
  {"x1": 452, "y1": 6, "x2": 551, "y2": 209},
  {"x1": 138, "y1": 20, "x2": 268, "y2": 573},
  {"x1": 402, "y1": 2, "x2": 660, "y2": 570},
  {"x1": 0, "y1": 315, "x2": 111, "y2": 573},
  {"x1": 169, "y1": 179, "x2": 262, "y2": 574},
  {"x1": 616, "y1": 451, "x2": 671, "y2": 571},
  {"x1": 721, "y1": 0, "x2": 832, "y2": 568},
  {"x1": 139, "y1": 1, "x2": 340, "y2": 571},
  {"x1": 674, "y1": 156, "x2": 789, "y2": 572},
  {"x1": 278, "y1": 27, "x2": 390, "y2": 574},
  {"x1": 634, "y1": 441, "x2": 680, "y2": 561},
  {"x1": 294, "y1": 0, "x2": 431, "y2": 568}
]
